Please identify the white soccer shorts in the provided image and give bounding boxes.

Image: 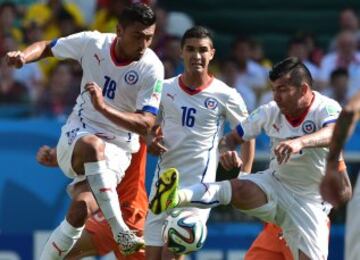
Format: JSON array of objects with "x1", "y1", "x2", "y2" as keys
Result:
[
  {"x1": 239, "y1": 170, "x2": 330, "y2": 260},
  {"x1": 56, "y1": 114, "x2": 131, "y2": 195}
]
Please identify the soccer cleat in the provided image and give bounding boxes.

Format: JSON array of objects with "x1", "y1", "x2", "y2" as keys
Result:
[
  {"x1": 117, "y1": 230, "x2": 145, "y2": 256},
  {"x1": 149, "y1": 168, "x2": 179, "y2": 215}
]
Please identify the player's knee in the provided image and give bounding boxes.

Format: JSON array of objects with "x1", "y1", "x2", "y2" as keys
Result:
[
  {"x1": 75, "y1": 136, "x2": 105, "y2": 161},
  {"x1": 230, "y1": 179, "x2": 267, "y2": 210}
]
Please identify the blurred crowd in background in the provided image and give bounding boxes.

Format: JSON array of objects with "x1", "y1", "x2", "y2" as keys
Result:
[
  {"x1": 1, "y1": 0, "x2": 360, "y2": 228},
  {"x1": 1, "y1": 0, "x2": 360, "y2": 122}
]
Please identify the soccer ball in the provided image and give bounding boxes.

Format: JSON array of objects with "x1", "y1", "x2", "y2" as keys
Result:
[{"x1": 161, "y1": 209, "x2": 207, "y2": 255}]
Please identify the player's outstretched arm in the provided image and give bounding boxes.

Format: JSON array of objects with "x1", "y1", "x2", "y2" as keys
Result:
[
  {"x1": 36, "y1": 145, "x2": 58, "y2": 167},
  {"x1": 85, "y1": 82, "x2": 157, "y2": 136},
  {"x1": 218, "y1": 129, "x2": 244, "y2": 171},
  {"x1": 5, "y1": 40, "x2": 53, "y2": 68},
  {"x1": 274, "y1": 124, "x2": 335, "y2": 164}
]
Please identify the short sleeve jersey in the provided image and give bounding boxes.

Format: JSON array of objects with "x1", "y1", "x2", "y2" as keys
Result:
[
  {"x1": 236, "y1": 91, "x2": 341, "y2": 200},
  {"x1": 51, "y1": 31, "x2": 164, "y2": 151},
  {"x1": 155, "y1": 75, "x2": 248, "y2": 187}
]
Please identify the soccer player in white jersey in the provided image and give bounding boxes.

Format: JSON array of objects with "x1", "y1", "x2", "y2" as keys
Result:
[
  {"x1": 5, "y1": 3, "x2": 164, "y2": 258},
  {"x1": 320, "y1": 91, "x2": 359, "y2": 260},
  {"x1": 144, "y1": 26, "x2": 255, "y2": 260},
  {"x1": 153, "y1": 57, "x2": 345, "y2": 260}
]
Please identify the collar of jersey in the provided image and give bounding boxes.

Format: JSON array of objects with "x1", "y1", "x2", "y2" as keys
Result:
[
  {"x1": 178, "y1": 74, "x2": 214, "y2": 95},
  {"x1": 284, "y1": 92, "x2": 315, "y2": 127},
  {"x1": 110, "y1": 38, "x2": 133, "y2": 67}
]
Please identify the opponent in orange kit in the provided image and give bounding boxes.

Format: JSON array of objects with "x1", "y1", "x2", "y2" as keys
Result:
[
  {"x1": 37, "y1": 139, "x2": 148, "y2": 259},
  {"x1": 245, "y1": 223, "x2": 293, "y2": 260}
]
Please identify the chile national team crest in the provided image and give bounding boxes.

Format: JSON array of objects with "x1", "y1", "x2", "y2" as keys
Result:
[
  {"x1": 204, "y1": 97, "x2": 218, "y2": 110},
  {"x1": 302, "y1": 120, "x2": 316, "y2": 134},
  {"x1": 124, "y1": 70, "x2": 139, "y2": 85}
]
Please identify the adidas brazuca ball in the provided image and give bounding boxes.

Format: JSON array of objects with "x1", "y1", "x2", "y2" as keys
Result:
[{"x1": 161, "y1": 209, "x2": 207, "y2": 255}]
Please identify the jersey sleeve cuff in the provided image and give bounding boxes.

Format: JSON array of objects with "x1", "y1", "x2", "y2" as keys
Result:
[
  {"x1": 236, "y1": 123, "x2": 245, "y2": 138},
  {"x1": 322, "y1": 119, "x2": 337, "y2": 127},
  {"x1": 50, "y1": 39, "x2": 58, "y2": 48},
  {"x1": 142, "y1": 105, "x2": 158, "y2": 116}
]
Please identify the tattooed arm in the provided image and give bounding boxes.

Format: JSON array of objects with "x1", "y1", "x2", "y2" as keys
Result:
[{"x1": 274, "y1": 124, "x2": 335, "y2": 164}]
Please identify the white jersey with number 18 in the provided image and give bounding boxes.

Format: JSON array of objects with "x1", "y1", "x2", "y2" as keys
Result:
[{"x1": 51, "y1": 30, "x2": 164, "y2": 152}]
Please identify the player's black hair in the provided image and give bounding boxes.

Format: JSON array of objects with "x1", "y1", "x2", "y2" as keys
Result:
[
  {"x1": 119, "y1": 3, "x2": 156, "y2": 28},
  {"x1": 180, "y1": 26, "x2": 214, "y2": 48},
  {"x1": 330, "y1": 68, "x2": 349, "y2": 81},
  {"x1": 269, "y1": 57, "x2": 313, "y2": 88}
]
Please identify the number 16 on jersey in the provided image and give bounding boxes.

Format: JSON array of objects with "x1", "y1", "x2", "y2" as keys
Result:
[{"x1": 181, "y1": 106, "x2": 196, "y2": 127}]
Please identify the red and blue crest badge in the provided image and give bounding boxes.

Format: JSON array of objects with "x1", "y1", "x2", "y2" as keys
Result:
[{"x1": 204, "y1": 97, "x2": 218, "y2": 110}]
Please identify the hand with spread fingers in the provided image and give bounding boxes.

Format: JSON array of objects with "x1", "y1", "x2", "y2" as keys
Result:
[
  {"x1": 220, "y1": 150, "x2": 243, "y2": 171},
  {"x1": 274, "y1": 139, "x2": 303, "y2": 164},
  {"x1": 147, "y1": 126, "x2": 168, "y2": 155}
]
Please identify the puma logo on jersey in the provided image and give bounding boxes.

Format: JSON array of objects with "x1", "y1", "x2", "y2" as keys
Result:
[
  {"x1": 272, "y1": 124, "x2": 280, "y2": 132},
  {"x1": 94, "y1": 54, "x2": 104, "y2": 65},
  {"x1": 52, "y1": 242, "x2": 66, "y2": 256},
  {"x1": 166, "y1": 93, "x2": 176, "y2": 101},
  {"x1": 95, "y1": 132, "x2": 116, "y2": 140},
  {"x1": 99, "y1": 187, "x2": 113, "y2": 193}
]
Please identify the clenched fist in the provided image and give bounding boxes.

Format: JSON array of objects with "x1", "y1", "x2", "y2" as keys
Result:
[
  {"x1": 36, "y1": 145, "x2": 58, "y2": 167},
  {"x1": 5, "y1": 51, "x2": 26, "y2": 68}
]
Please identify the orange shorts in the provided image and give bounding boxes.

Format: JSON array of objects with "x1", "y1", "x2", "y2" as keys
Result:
[
  {"x1": 85, "y1": 206, "x2": 146, "y2": 260},
  {"x1": 245, "y1": 223, "x2": 293, "y2": 260}
]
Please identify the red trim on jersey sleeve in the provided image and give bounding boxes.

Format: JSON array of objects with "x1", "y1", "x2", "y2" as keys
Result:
[
  {"x1": 178, "y1": 74, "x2": 214, "y2": 95},
  {"x1": 284, "y1": 93, "x2": 315, "y2": 127},
  {"x1": 110, "y1": 38, "x2": 132, "y2": 67}
]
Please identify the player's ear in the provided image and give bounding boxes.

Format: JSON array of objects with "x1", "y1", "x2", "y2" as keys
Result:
[
  {"x1": 116, "y1": 24, "x2": 125, "y2": 37},
  {"x1": 180, "y1": 46, "x2": 184, "y2": 59},
  {"x1": 301, "y1": 82, "x2": 310, "y2": 94},
  {"x1": 209, "y1": 47, "x2": 216, "y2": 61}
]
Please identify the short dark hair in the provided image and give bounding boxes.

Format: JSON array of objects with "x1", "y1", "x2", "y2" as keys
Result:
[
  {"x1": 180, "y1": 26, "x2": 214, "y2": 48},
  {"x1": 119, "y1": 3, "x2": 156, "y2": 28},
  {"x1": 330, "y1": 68, "x2": 349, "y2": 81},
  {"x1": 269, "y1": 57, "x2": 313, "y2": 87}
]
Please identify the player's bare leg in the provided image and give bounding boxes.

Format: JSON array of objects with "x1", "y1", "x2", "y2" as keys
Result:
[{"x1": 229, "y1": 179, "x2": 268, "y2": 209}]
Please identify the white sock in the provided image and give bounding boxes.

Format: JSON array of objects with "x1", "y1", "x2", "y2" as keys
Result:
[
  {"x1": 178, "y1": 180, "x2": 232, "y2": 208},
  {"x1": 39, "y1": 219, "x2": 84, "y2": 259},
  {"x1": 85, "y1": 160, "x2": 129, "y2": 241}
]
